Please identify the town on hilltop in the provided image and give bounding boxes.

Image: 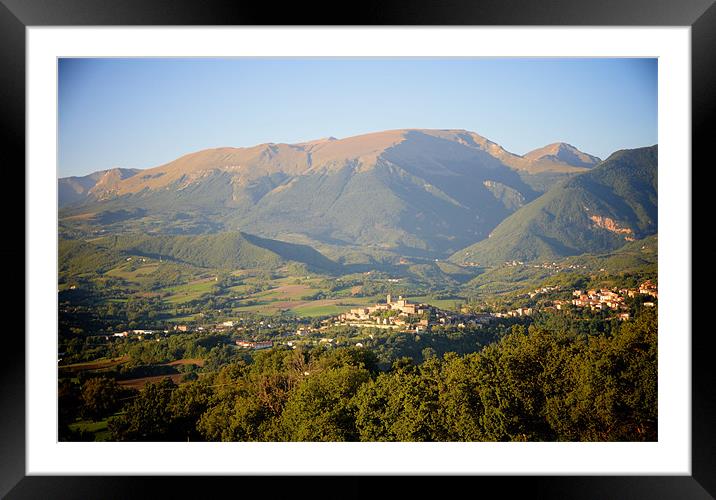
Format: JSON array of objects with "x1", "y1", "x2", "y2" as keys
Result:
[{"x1": 334, "y1": 294, "x2": 492, "y2": 332}]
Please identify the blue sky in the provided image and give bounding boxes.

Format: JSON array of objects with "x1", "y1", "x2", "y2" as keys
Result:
[{"x1": 58, "y1": 58, "x2": 657, "y2": 177}]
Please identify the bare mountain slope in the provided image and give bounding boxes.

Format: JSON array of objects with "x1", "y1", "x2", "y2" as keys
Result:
[
  {"x1": 58, "y1": 168, "x2": 141, "y2": 207},
  {"x1": 59, "y1": 129, "x2": 601, "y2": 257},
  {"x1": 524, "y1": 142, "x2": 601, "y2": 170}
]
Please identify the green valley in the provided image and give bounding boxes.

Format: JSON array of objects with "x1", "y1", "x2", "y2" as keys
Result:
[{"x1": 57, "y1": 130, "x2": 659, "y2": 444}]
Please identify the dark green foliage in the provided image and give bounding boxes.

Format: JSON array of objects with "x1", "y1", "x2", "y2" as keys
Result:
[
  {"x1": 280, "y1": 365, "x2": 371, "y2": 441},
  {"x1": 59, "y1": 380, "x2": 82, "y2": 441},
  {"x1": 100, "y1": 308, "x2": 656, "y2": 442},
  {"x1": 115, "y1": 332, "x2": 230, "y2": 368},
  {"x1": 108, "y1": 378, "x2": 178, "y2": 440},
  {"x1": 167, "y1": 381, "x2": 212, "y2": 440},
  {"x1": 354, "y1": 358, "x2": 444, "y2": 441},
  {"x1": 543, "y1": 310, "x2": 657, "y2": 441},
  {"x1": 80, "y1": 377, "x2": 124, "y2": 420},
  {"x1": 356, "y1": 310, "x2": 656, "y2": 442},
  {"x1": 316, "y1": 347, "x2": 379, "y2": 373}
]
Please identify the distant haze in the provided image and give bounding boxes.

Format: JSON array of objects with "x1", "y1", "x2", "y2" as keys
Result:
[{"x1": 59, "y1": 58, "x2": 657, "y2": 177}]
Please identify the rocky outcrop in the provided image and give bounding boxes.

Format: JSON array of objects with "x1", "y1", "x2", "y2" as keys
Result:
[{"x1": 589, "y1": 215, "x2": 634, "y2": 240}]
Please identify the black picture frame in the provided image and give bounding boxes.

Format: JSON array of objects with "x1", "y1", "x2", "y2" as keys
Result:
[{"x1": 3, "y1": 0, "x2": 712, "y2": 497}]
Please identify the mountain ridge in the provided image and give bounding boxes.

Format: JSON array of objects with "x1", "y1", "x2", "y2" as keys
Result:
[
  {"x1": 59, "y1": 167, "x2": 141, "y2": 207},
  {"x1": 449, "y1": 145, "x2": 658, "y2": 266},
  {"x1": 58, "y1": 129, "x2": 615, "y2": 259},
  {"x1": 60, "y1": 129, "x2": 599, "y2": 200}
]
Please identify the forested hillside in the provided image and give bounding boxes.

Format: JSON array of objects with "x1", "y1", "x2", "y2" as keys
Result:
[{"x1": 451, "y1": 146, "x2": 658, "y2": 265}]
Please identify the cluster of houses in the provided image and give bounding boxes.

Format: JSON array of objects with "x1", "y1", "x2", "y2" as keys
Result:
[
  {"x1": 569, "y1": 289, "x2": 626, "y2": 310},
  {"x1": 334, "y1": 294, "x2": 492, "y2": 333},
  {"x1": 636, "y1": 280, "x2": 658, "y2": 299},
  {"x1": 503, "y1": 260, "x2": 589, "y2": 271},
  {"x1": 235, "y1": 340, "x2": 273, "y2": 350},
  {"x1": 335, "y1": 294, "x2": 430, "y2": 331},
  {"x1": 467, "y1": 280, "x2": 658, "y2": 323},
  {"x1": 528, "y1": 285, "x2": 561, "y2": 299},
  {"x1": 491, "y1": 307, "x2": 534, "y2": 318},
  {"x1": 112, "y1": 329, "x2": 162, "y2": 338},
  {"x1": 552, "y1": 280, "x2": 657, "y2": 319}
]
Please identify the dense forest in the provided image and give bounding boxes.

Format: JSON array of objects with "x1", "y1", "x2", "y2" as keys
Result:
[{"x1": 61, "y1": 308, "x2": 656, "y2": 442}]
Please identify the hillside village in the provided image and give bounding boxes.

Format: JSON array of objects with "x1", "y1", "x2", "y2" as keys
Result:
[
  {"x1": 104, "y1": 280, "x2": 658, "y2": 348},
  {"x1": 333, "y1": 294, "x2": 492, "y2": 332},
  {"x1": 474, "y1": 279, "x2": 657, "y2": 321},
  {"x1": 552, "y1": 279, "x2": 658, "y2": 319}
]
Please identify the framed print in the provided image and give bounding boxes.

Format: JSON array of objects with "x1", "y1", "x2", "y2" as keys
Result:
[{"x1": 3, "y1": 0, "x2": 713, "y2": 497}]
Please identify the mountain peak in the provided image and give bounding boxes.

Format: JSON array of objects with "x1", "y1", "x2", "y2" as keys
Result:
[
  {"x1": 297, "y1": 136, "x2": 338, "y2": 147},
  {"x1": 524, "y1": 142, "x2": 600, "y2": 168}
]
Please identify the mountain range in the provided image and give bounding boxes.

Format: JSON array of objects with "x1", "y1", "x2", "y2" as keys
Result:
[{"x1": 59, "y1": 129, "x2": 656, "y2": 267}]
